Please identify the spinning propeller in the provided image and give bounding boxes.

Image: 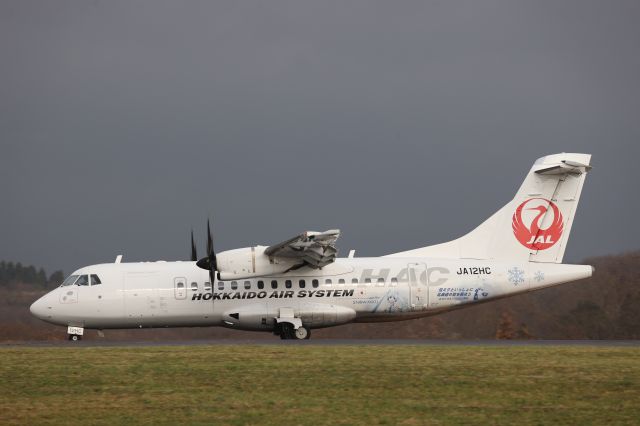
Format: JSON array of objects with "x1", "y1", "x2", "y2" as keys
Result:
[{"x1": 193, "y1": 220, "x2": 218, "y2": 284}]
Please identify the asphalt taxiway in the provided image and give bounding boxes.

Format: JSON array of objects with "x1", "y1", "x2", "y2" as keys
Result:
[{"x1": 3, "y1": 339, "x2": 639, "y2": 348}]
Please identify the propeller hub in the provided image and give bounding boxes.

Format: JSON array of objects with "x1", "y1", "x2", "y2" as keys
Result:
[{"x1": 196, "y1": 257, "x2": 212, "y2": 270}]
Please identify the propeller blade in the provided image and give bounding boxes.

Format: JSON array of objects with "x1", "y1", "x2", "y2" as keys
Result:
[
  {"x1": 196, "y1": 218, "x2": 218, "y2": 276},
  {"x1": 207, "y1": 219, "x2": 218, "y2": 271},
  {"x1": 190, "y1": 230, "x2": 198, "y2": 262},
  {"x1": 207, "y1": 220, "x2": 213, "y2": 256}
]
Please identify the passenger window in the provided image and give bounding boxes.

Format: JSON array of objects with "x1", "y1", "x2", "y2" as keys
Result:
[
  {"x1": 390, "y1": 277, "x2": 398, "y2": 287},
  {"x1": 351, "y1": 278, "x2": 358, "y2": 284},
  {"x1": 76, "y1": 275, "x2": 89, "y2": 286},
  {"x1": 364, "y1": 278, "x2": 371, "y2": 284},
  {"x1": 312, "y1": 279, "x2": 319, "y2": 288},
  {"x1": 244, "y1": 281, "x2": 251, "y2": 290},
  {"x1": 338, "y1": 279, "x2": 345, "y2": 285},
  {"x1": 271, "y1": 280, "x2": 278, "y2": 289},
  {"x1": 191, "y1": 282, "x2": 198, "y2": 291},
  {"x1": 90, "y1": 274, "x2": 102, "y2": 285},
  {"x1": 257, "y1": 280, "x2": 264, "y2": 289},
  {"x1": 299, "y1": 279, "x2": 306, "y2": 288},
  {"x1": 231, "y1": 281, "x2": 238, "y2": 290},
  {"x1": 285, "y1": 280, "x2": 292, "y2": 289},
  {"x1": 177, "y1": 282, "x2": 185, "y2": 289},
  {"x1": 325, "y1": 279, "x2": 332, "y2": 286},
  {"x1": 377, "y1": 278, "x2": 385, "y2": 287},
  {"x1": 218, "y1": 281, "x2": 225, "y2": 290},
  {"x1": 204, "y1": 281, "x2": 211, "y2": 291}
]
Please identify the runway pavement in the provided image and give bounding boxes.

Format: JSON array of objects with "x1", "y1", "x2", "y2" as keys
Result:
[{"x1": 3, "y1": 339, "x2": 640, "y2": 348}]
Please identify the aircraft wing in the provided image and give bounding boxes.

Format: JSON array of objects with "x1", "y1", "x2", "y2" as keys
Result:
[{"x1": 264, "y1": 229, "x2": 340, "y2": 268}]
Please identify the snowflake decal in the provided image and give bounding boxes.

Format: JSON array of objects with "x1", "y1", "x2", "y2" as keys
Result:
[
  {"x1": 507, "y1": 267, "x2": 525, "y2": 286},
  {"x1": 534, "y1": 271, "x2": 545, "y2": 283}
]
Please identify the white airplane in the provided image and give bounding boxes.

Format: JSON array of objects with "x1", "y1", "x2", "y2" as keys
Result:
[{"x1": 31, "y1": 153, "x2": 593, "y2": 341}]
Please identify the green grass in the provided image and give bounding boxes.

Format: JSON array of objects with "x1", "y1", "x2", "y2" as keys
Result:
[{"x1": 1, "y1": 345, "x2": 639, "y2": 425}]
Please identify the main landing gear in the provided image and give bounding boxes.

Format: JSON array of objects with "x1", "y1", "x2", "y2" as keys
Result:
[
  {"x1": 275, "y1": 323, "x2": 311, "y2": 340},
  {"x1": 274, "y1": 308, "x2": 310, "y2": 340}
]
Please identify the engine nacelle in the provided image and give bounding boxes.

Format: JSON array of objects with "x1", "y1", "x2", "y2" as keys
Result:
[{"x1": 217, "y1": 246, "x2": 299, "y2": 280}]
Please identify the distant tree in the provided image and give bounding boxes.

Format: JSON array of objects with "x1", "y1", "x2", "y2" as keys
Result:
[
  {"x1": 6, "y1": 261, "x2": 15, "y2": 282},
  {"x1": 425, "y1": 317, "x2": 446, "y2": 339},
  {"x1": 617, "y1": 293, "x2": 640, "y2": 339},
  {"x1": 0, "y1": 261, "x2": 61, "y2": 287},
  {"x1": 24, "y1": 265, "x2": 37, "y2": 283},
  {"x1": 567, "y1": 301, "x2": 613, "y2": 339},
  {"x1": 517, "y1": 323, "x2": 534, "y2": 339},
  {"x1": 495, "y1": 311, "x2": 517, "y2": 339},
  {"x1": 48, "y1": 270, "x2": 65, "y2": 287},
  {"x1": 15, "y1": 262, "x2": 22, "y2": 281},
  {"x1": 36, "y1": 268, "x2": 48, "y2": 286}
]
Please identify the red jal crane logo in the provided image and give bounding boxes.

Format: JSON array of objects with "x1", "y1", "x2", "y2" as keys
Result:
[{"x1": 512, "y1": 198, "x2": 563, "y2": 250}]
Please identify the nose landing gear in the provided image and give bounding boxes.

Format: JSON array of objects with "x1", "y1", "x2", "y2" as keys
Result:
[{"x1": 67, "y1": 326, "x2": 84, "y2": 342}]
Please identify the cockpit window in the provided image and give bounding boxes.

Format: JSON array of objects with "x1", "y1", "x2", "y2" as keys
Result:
[
  {"x1": 90, "y1": 274, "x2": 102, "y2": 285},
  {"x1": 76, "y1": 275, "x2": 89, "y2": 286},
  {"x1": 61, "y1": 275, "x2": 79, "y2": 286}
]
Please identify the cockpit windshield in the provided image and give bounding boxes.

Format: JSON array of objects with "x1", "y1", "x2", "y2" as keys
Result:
[
  {"x1": 61, "y1": 275, "x2": 79, "y2": 286},
  {"x1": 76, "y1": 275, "x2": 89, "y2": 286},
  {"x1": 60, "y1": 274, "x2": 102, "y2": 286}
]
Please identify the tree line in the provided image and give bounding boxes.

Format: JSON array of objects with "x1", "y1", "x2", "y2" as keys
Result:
[{"x1": 0, "y1": 261, "x2": 64, "y2": 288}]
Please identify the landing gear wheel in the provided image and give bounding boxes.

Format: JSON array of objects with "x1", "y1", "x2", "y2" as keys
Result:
[
  {"x1": 294, "y1": 326, "x2": 310, "y2": 340},
  {"x1": 279, "y1": 323, "x2": 295, "y2": 340},
  {"x1": 68, "y1": 334, "x2": 81, "y2": 341}
]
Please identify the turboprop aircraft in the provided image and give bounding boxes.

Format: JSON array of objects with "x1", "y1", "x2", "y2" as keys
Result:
[{"x1": 30, "y1": 153, "x2": 593, "y2": 340}]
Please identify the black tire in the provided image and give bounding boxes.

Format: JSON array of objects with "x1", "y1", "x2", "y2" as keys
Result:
[
  {"x1": 280, "y1": 323, "x2": 295, "y2": 340},
  {"x1": 69, "y1": 334, "x2": 80, "y2": 341}
]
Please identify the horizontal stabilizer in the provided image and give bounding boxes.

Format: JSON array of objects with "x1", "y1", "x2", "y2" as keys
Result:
[{"x1": 535, "y1": 160, "x2": 592, "y2": 175}]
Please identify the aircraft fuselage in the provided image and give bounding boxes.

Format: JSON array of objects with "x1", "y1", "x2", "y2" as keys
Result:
[{"x1": 30, "y1": 257, "x2": 592, "y2": 332}]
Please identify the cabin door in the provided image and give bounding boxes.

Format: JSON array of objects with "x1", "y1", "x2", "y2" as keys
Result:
[{"x1": 408, "y1": 262, "x2": 428, "y2": 311}]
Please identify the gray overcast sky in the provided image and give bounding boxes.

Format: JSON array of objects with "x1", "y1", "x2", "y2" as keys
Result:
[{"x1": 1, "y1": 1, "x2": 639, "y2": 275}]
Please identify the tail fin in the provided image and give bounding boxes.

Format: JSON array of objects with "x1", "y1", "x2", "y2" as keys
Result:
[{"x1": 389, "y1": 153, "x2": 592, "y2": 263}]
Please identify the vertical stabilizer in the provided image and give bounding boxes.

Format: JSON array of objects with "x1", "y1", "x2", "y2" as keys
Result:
[{"x1": 388, "y1": 153, "x2": 592, "y2": 263}]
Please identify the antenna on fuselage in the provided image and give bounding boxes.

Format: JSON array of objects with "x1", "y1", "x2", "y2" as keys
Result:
[{"x1": 115, "y1": 255, "x2": 123, "y2": 264}]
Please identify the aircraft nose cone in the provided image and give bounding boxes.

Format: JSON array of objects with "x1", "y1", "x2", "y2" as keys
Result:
[{"x1": 30, "y1": 297, "x2": 47, "y2": 319}]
